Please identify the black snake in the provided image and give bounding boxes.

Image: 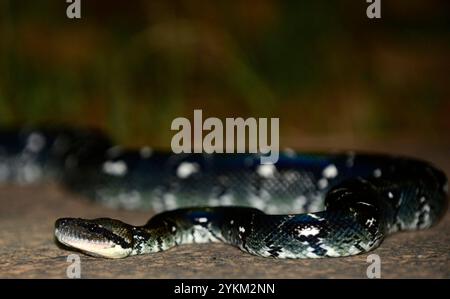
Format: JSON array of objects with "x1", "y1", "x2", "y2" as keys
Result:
[{"x1": 0, "y1": 127, "x2": 447, "y2": 259}]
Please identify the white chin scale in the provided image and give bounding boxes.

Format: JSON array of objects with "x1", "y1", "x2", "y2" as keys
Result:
[{"x1": 55, "y1": 228, "x2": 132, "y2": 259}]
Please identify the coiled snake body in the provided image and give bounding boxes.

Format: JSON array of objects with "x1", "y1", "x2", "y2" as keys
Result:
[{"x1": 0, "y1": 127, "x2": 447, "y2": 258}]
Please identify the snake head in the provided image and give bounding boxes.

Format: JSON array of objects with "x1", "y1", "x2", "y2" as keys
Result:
[{"x1": 54, "y1": 218, "x2": 134, "y2": 258}]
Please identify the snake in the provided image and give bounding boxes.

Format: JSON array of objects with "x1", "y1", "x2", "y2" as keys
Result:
[{"x1": 0, "y1": 127, "x2": 447, "y2": 259}]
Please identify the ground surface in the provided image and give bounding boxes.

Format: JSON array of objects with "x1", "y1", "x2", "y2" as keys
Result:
[{"x1": 0, "y1": 143, "x2": 449, "y2": 278}]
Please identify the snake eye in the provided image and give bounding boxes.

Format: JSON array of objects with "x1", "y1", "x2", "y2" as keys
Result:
[{"x1": 54, "y1": 218, "x2": 133, "y2": 258}]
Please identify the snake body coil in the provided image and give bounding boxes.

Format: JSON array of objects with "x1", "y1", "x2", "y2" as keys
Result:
[{"x1": 0, "y1": 127, "x2": 447, "y2": 258}]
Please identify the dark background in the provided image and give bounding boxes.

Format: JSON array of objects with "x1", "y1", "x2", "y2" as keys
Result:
[{"x1": 1, "y1": 0, "x2": 449, "y2": 149}]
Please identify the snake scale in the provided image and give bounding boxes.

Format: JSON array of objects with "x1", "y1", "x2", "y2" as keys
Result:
[{"x1": 0, "y1": 127, "x2": 447, "y2": 259}]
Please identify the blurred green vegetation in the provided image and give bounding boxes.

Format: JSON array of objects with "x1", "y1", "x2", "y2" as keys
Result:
[{"x1": 0, "y1": 0, "x2": 449, "y2": 148}]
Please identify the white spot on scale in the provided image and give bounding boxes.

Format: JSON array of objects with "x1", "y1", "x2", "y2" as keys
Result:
[
  {"x1": 239, "y1": 226, "x2": 246, "y2": 233},
  {"x1": 140, "y1": 146, "x2": 153, "y2": 158},
  {"x1": 163, "y1": 193, "x2": 177, "y2": 210},
  {"x1": 418, "y1": 204, "x2": 431, "y2": 229},
  {"x1": 20, "y1": 163, "x2": 42, "y2": 183},
  {"x1": 171, "y1": 226, "x2": 177, "y2": 232},
  {"x1": 388, "y1": 192, "x2": 394, "y2": 199},
  {"x1": 256, "y1": 164, "x2": 276, "y2": 178},
  {"x1": 296, "y1": 226, "x2": 320, "y2": 237},
  {"x1": 219, "y1": 194, "x2": 234, "y2": 206},
  {"x1": 102, "y1": 160, "x2": 128, "y2": 177},
  {"x1": 191, "y1": 225, "x2": 215, "y2": 243},
  {"x1": 293, "y1": 196, "x2": 307, "y2": 212},
  {"x1": 207, "y1": 198, "x2": 220, "y2": 206},
  {"x1": 307, "y1": 193, "x2": 325, "y2": 213},
  {"x1": 420, "y1": 196, "x2": 426, "y2": 203},
  {"x1": 322, "y1": 164, "x2": 338, "y2": 179},
  {"x1": 373, "y1": 168, "x2": 382, "y2": 178},
  {"x1": 320, "y1": 244, "x2": 340, "y2": 257},
  {"x1": 276, "y1": 248, "x2": 297, "y2": 259},
  {"x1": 248, "y1": 195, "x2": 266, "y2": 210},
  {"x1": 347, "y1": 245, "x2": 362, "y2": 255},
  {"x1": 307, "y1": 213, "x2": 324, "y2": 221},
  {"x1": 366, "y1": 218, "x2": 375, "y2": 227},
  {"x1": 318, "y1": 178, "x2": 328, "y2": 189},
  {"x1": 150, "y1": 195, "x2": 164, "y2": 213},
  {"x1": 230, "y1": 220, "x2": 234, "y2": 225},
  {"x1": 260, "y1": 189, "x2": 271, "y2": 200},
  {"x1": 305, "y1": 252, "x2": 319, "y2": 258},
  {"x1": 176, "y1": 162, "x2": 199, "y2": 179},
  {"x1": 196, "y1": 217, "x2": 208, "y2": 223}
]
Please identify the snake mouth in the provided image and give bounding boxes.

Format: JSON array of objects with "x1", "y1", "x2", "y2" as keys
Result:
[{"x1": 54, "y1": 218, "x2": 134, "y2": 259}]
